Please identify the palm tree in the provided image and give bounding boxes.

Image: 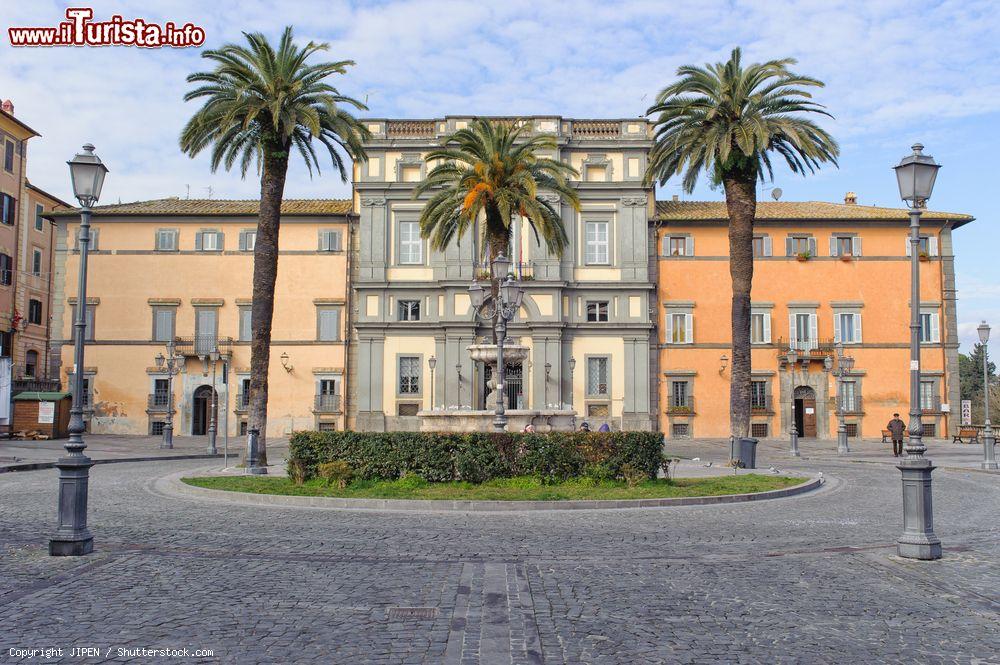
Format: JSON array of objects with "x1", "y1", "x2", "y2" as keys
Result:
[
  {"x1": 414, "y1": 117, "x2": 579, "y2": 278},
  {"x1": 180, "y1": 27, "x2": 368, "y2": 464},
  {"x1": 644, "y1": 48, "x2": 839, "y2": 441}
]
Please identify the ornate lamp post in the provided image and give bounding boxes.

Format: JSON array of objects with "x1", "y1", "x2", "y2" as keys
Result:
[
  {"x1": 154, "y1": 342, "x2": 183, "y2": 449},
  {"x1": 568, "y1": 356, "x2": 576, "y2": 410},
  {"x1": 892, "y1": 142, "x2": 943, "y2": 560},
  {"x1": 544, "y1": 361, "x2": 552, "y2": 405},
  {"x1": 428, "y1": 355, "x2": 437, "y2": 411},
  {"x1": 49, "y1": 144, "x2": 108, "y2": 557},
  {"x1": 468, "y1": 254, "x2": 524, "y2": 431},
  {"x1": 207, "y1": 348, "x2": 220, "y2": 455},
  {"x1": 978, "y1": 321, "x2": 997, "y2": 470},
  {"x1": 832, "y1": 344, "x2": 855, "y2": 455},
  {"x1": 786, "y1": 348, "x2": 800, "y2": 457}
]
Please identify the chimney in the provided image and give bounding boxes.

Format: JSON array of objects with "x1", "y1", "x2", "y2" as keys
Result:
[
  {"x1": 844, "y1": 191, "x2": 857, "y2": 205},
  {"x1": 672, "y1": 194, "x2": 679, "y2": 202},
  {"x1": 1, "y1": 100, "x2": 13, "y2": 115}
]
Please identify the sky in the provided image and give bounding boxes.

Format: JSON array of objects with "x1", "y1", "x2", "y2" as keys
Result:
[{"x1": 1, "y1": 0, "x2": 998, "y2": 352}]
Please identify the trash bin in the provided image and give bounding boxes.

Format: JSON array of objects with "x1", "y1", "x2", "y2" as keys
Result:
[{"x1": 737, "y1": 437, "x2": 759, "y2": 469}]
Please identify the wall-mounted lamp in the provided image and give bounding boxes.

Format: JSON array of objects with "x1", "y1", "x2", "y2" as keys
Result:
[
  {"x1": 455, "y1": 362, "x2": 462, "y2": 382},
  {"x1": 280, "y1": 352, "x2": 293, "y2": 373},
  {"x1": 719, "y1": 354, "x2": 729, "y2": 375},
  {"x1": 544, "y1": 361, "x2": 552, "y2": 380}
]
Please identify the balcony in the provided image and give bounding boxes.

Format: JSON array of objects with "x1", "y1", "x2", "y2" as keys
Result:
[
  {"x1": 921, "y1": 396, "x2": 942, "y2": 414},
  {"x1": 666, "y1": 395, "x2": 695, "y2": 415},
  {"x1": 313, "y1": 393, "x2": 342, "y2": 413},
  {"x1": 12, "y1": 377, "x2": 61, "y2": 394},
  {"x1": 837, "y1": 396, "x2": 864, "y2": 414},
  {"x1": 173, "y1": 335, "x2": 233, "y2": 357},
  {"x1": 474, "y1": 261, "x2": 534, "y2": 281},
  {"x1": 386, "y1": 120, "x2": 436, "y2": 138},
  {"x1": 571, "y1": 120, "x2": 621, "y2": 139},
  {"x1": 777, "y1": 338, "x2": 837, "y2": 361},
  {"x1": 147, "y1": 392, "x2": 171, "y2": 412},
  {"x1": 751, "y1": 395, "x2": 774, "y2": 414},
  {"x1": 234, "y1": 392, "x2": 250, "y2": 413}
]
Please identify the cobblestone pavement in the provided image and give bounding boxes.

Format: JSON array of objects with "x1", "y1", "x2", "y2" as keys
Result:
[{"x1": 0, "y1": 441, "x2": 998, "y2": 664}]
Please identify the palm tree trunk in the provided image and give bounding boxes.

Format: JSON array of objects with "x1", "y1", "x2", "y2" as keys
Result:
[
  {"x1": 486, "y1": 207, "x2": 510, "y2": 345},
  {"x1": 723, "y1": 172, "x2": 757, "y2": 441},
  {"x1": 246, "y1": 143, "x2": 289, "y2": 466}
]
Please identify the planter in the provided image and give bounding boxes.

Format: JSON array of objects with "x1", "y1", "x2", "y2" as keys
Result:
[
  {"x1": 839, "y1": 256, "x2": 853, "y2": 263},
  {"x1": 919, "y1": 254, "x2": 930, "y2": 262},
  {"x1": 796, "y1": 254, "x2": 811, "y2": 262}
]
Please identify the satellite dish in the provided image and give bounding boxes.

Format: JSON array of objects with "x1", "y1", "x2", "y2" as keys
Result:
[{"x1": 771, "y1": 187, "x2": 783, "y2": 201}]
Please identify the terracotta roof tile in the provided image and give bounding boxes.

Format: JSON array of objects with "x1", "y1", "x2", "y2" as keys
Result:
[
  {"x1": 49, "y1": 198, "x2": 353, "y2": 217},
  {"x1": 655, "y1": 200, "x2": 973, "y2": 223}
]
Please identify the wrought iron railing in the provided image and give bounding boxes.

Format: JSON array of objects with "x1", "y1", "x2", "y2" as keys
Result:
[
  {"x1": 474, "y1": 261, "x2": 534, "y2": 281},
  {"x1": 234, "y1": 392, "x2": 250, "y2": 412},
  {"x1": 12, "y1": 378, "x2": 61, "y2": 394},
  {"x1": 666, "y1": 395, "x2": 695, "y2": 414},
  {"x1": 751, "y1": 394, "x2": 773, "y2": 413},
  {"x1": 173, "y1": 335, "x2": 233, "y2": 356},
  {"x1": 838, "y1": 395, "x2": 864, "y2": 414},
  {"x1": 313, "y1": 394, "x2": 342, "y2": 412},
  {"x1": 920, "y1": 395, "x2": 942, "y2": 414},
  {"x1": 777, "y1": 338, "x2": 837, "y2": 356},
  {"x1": 147, "y1": 393, "x2": 171, "y2": 411}
]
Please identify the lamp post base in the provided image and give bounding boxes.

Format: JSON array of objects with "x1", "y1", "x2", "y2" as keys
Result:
[
  {"x1": 837, "y1": 430, "x2": 850, "y2": 455},
  {"x1": 982, "y1": 431, "x2": 997, "y2": 471},
  {"x1": 48, "y1": 455, "x2": 95, "y2": 557},
  {"x1": 896, "y1": 458, "x2": 942, "y2": 560}
]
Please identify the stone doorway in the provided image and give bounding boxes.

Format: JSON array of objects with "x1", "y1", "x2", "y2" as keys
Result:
[
  {"x1": 794, "y1": 385, "x2": 817, "y2": 437},
  {"x1": 192, "y1": 384, "x2": 216, "y2": 435}
]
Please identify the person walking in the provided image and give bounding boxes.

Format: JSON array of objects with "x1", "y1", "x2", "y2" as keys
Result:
[{"x1": 887, "y1": 413, "x2": 906, "y2": 457}]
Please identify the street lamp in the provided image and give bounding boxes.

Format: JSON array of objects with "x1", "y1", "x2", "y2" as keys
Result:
[
  {"x1": 892, "y1": 142, "x2": 943, "y2": 560},
  {"x1": 208, "y1": 348, "x2": 220, "y2": 455},
  {"x1": 978, "y1": 321, "x2": 997, "y2": 470},
  {"x1": 786, "y1": 348, "x2": 800, "y2": 457},
  {"x1": 569, "y1": 356, "x2": 576, "y2": 410},
  {"x1": 154, "y1": 342, "x2": 183, "y2": 450},
  {"x1": 468, "y1": 254, "x2": 525, "y2": 431},
  {"x1": 428, "y1": 355, "x2": 437, "y2": 411},
  {"x1": 49, "y1": 144, "x2": 108, "y2": 557},
  {"x1": 833, "y1": 344, "x2": 855, "y2": 456}
]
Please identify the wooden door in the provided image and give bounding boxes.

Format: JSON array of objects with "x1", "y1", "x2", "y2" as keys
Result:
[{"x1": 802, "y1": 398, "x2": 817, "y2": 437}]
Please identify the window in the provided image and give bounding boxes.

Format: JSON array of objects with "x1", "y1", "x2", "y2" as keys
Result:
[
  {"x1": 920, "y1": 381, "x2": 937, "y2": 411},
  {"x1": 671, "y1": 423, "x2": 690, "y2": 437},
  {"x1": 28, "y1": 298, "x2": 42, "y2": 325},
  {"x1": 150, "y1": 421, "x2": 165, "y2": 436},
  {"x1": 317, "y1": 307, "x2": 340, "y2": 341},
  {"x1": 31, "y1": 248, "x2": 42, "y2": 276},
  {"x1": 319, "y1": 229, "x2": 342, "y2": 251},
  {"x1": 921, "y1": 423, "x2": 936, "y2": 438},
  {"x1": 585, "y1": 221, "x2": 609, "y2": 265},
  {"x1": 73, "y1": 304, "x2": 96, "y2": 341},
  {"x1": 835, "y1": 312, "x2": 862, "y2": 344},
  {"x1": 666, "y1": 312, "x2": 692, "y2": 344},
  {"x1": 1, "y1": 193, "x2": 15, "y2": 225},
  {"x1": 0, "y1": 254, "x2": 10, "y2": 285},
  {"x1": 750, "y1": 311, "x2": 771, "y2": 344},
  {"x1": 398, "y1": 221, "x2": 422, "y2": 264},
  {"x1": 752, "y1": 235, "x2": 772, "y2": 257},
  {"x1": 587, "y1": 403, "x2": 610, "y2": 417},
  {"x1": 239, "y1": 229, "x2": 257, "y2": 252},
  {"x1": 664, "y1": 236, "x2": 693, "y2": 256},
  {"x1": 198, "y1": 231, "x2": 223, "y2": 251},
  {"x1": 831, "y1": 235, "x2": 861, "y2": 257},
  {"x1": 0, "y1": 331, "x2": 10, "y2": 357},
  {"x1": 398, "y1": 300, "x2": 421, "y2": 321},
  {"x1": 397, "y1": 403, "x2": 420, "y2": 416},
  {"x1": 906, "y1": 235, "x2": 938, "y2": 257},
  {"x1": 845, "y1": 423, "x2": 859, "y2": 438},
  {"x1": 317, "y1": 378, "x2": 339, "y2": 410},
  {"x1": 790, "y1": 312, "x2": 817, "y2": 351},
  {"x1": 751, "y1": 381, "x2": 768, "y2": 410},
  {"x1": 238, "y1": 306, "x2": 252, "y2": 342},
  {"x1": 152, "y1": 307, "x2": 175, "y2": 342},
  {"x1": 153, "y1": 378, "x2": 169, "y2": 401},
  {"x1": 840, "y1": 381, "x2": 858, "y2": 412},
  {"x1": 194, "y1": 308, "x2": 217, "y2": 353},
  {"x1": 586, "y1": 301, "x2": 609, "y2": 322},
  {"x1": 587, "y1": 357, "x2": 609, "y2": 396},
  {"x1": 751, "y1": 423, "x2": 769, "y2": 438},
  {"x1": 786, "y1": 235, "x2": 815, "y2": 256},
  {"x1": 399, "y1": 356, "x2": 420, "y2": 394},
  {"x1": 75, "y1": 227, "x2": 98, "y2": 251},
  {"x1": 919, "y1": 312, "x2": 940, "y2": 343},
  {"x1": 24, "y1": 350, "x2": 38, "y2": 378},
  {"x1": 155, "y1": 229, "x2": 178, "y2": 251},
  {"x1": 3, "y1": 140, "x2": 13, "y2": 172},
  {"x1": 71, "y1": 376, "x2": 92, "y2": 408},
  {"x1": 34, "y1": 203, "x2": 44, "y2": 231},
  {"x1": 238, "y1": 377, "x2": 251, "y2": 408},
  {"x1": 670, "y1": 381, "x2": 690, "y2": 409}
]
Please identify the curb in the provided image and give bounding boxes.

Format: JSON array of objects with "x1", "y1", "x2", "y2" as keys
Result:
[
  {"x1": 160, "y1": 469, "x2": 824, "y2": 513},
  {"x1": 0, "y1": 453, "x2": 225, "y2": 474}
]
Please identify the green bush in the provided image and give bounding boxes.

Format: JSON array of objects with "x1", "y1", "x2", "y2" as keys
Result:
[
  {"x1": 289, "y1": 430, "x2": 665, "y2": 484},
  {"x1": 287, "y1": 458, "x2": 307, "y2": 486},
  {"x1": 318, "y1": 460, "x2": 353, "y2": 488}
]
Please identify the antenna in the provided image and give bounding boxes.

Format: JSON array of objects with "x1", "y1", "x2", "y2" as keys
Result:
[
  {"x1": 771, "y1": 187, "x2": 783, "y2": 201},
  {"x1": 204, "y1": 185, "x2": 214, "y2": 200},
  {"x1": 185, "y1": 184, "x2": 190, "y2": 199}
]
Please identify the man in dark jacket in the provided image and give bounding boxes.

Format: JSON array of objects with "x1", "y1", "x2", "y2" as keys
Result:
[{"x1": 887, "y1": 413, "x2": 906, "y2": 457}]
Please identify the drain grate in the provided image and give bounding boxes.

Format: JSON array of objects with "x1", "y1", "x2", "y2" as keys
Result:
[{"x1": 386, "y1": 607, "x2": 439, "y2": 621}]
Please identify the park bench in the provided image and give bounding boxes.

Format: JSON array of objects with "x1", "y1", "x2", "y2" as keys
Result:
[
  {"x1": 881, "y1": 429, "x2": 908, "y2": 443},
  {"x1": 952, "y1": 427, "x2": 980, "y2": 444}
]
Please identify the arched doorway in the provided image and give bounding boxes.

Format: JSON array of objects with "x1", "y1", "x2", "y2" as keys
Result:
[
  {"x1": 192, "y1": 385, "x2": 216, "y2": 435},
  {"x1": 794, "y1": 385, "x2": 817, "y2": 438}
]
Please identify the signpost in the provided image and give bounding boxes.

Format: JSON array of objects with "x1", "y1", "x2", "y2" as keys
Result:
[{"x1": 961, "y1": 400, "x2": 972, "y2": 426}]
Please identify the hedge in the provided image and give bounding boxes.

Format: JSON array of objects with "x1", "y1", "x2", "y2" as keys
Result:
[{"x1": 289, "y1": 430, "x2": 666, "y2": 483}]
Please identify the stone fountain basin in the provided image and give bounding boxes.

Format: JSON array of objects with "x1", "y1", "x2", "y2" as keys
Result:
[{"x1": 467, "y1": 344, "x2": 530, "y2": 365}]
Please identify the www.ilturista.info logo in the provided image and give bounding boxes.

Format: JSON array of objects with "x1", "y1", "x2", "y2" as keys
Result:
[{"x1": 8, "y1": 8, "x2": 206, "y2": 48}]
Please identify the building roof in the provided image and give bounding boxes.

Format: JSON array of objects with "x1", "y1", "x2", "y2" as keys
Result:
[
  {"x1": 0, "y1": 108, "x2": 40, "y2": 139},
  {"x1": 655, "y1": 200, "x2": 974, "y2": 225},
  {"x1": 48, "y1": 198, "x2": 354, "y2": 217},
  {"x1": 25, "y1": 181, "x2": 72, "y2": 208},
  {"x1": 13, "y1": 391, "x2": 70, "y2": 401}
]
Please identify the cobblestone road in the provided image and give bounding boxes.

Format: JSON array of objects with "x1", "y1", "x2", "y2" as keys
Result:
[{"x1": 1, "y1": 441, "x2": 998, "y2": 664}]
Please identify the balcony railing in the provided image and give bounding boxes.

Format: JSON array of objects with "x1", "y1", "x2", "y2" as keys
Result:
[
  {"x1": 12, "y1": 377, "x2": 61, "y2": 394},
  {"x1": 313, "y1": 394, "x2": 342, "y2": 413},
  {"x1": 572, "y1": 120, "x2": 621, "y2": 139},
  {"x1": 234, "y1": 392, "x2": 250, "y2": 412},
  {"x1": 777, "y1": 338, "x2": 837, "y2": 357},
  {"x1": 173, "y1": 335, "x2": 234, "y2": 357},
  {"x1": 147, "y1": 393, "x2": 171, "y2": 411},
  {"x1": 751, "y1": 394, "x2": 774, "y2": 413},
  {"x1": 386, "y1": 120, "x2": 436, "y2": 138},
  {"x1": 837, "y1": 395, "x2": 864, "y2": 414},
  {"x1": 921, "y1": 395, "x2": 942, "y2": 414},
  {"x1": 666, "y1": 395, "x2": 695, "y2": 414},
  {"x1": 474, "y1": 261, "x2": 534, "y2": 281}
]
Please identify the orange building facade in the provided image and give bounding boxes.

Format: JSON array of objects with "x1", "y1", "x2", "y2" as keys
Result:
[{"x1": 655, "y1": 197, "x2": 971, "y2": 441}]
